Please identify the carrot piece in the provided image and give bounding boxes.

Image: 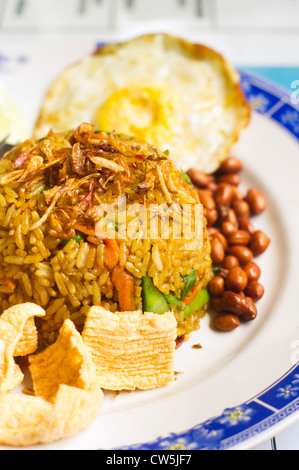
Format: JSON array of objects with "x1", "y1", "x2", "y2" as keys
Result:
[
  {"x1": 111, "y1": 265, "x2": 125, "y2": 292},
  {"x1": 3, "y1": 278, "x2": 16, "y2": 291},
  {"x1": 73, "y1": 223, "x2": 96, "y2": 237},
  {"x1": 183, "y1": 283, "x2": 201, "y2": 305},
  {"x1": 111, "y1": 265, "x2": 135, "y2": 312},
  {"x1": 104, "y1": 238, "x2": 120, "y2": 270}
]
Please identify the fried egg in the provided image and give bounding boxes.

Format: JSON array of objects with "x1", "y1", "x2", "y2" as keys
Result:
[
  {"x1": 34, "y1": 34, "x2": 250, "y2": 173},
  {"x1": 0, "y1": 89, "x2": 27, "y2": 145}
]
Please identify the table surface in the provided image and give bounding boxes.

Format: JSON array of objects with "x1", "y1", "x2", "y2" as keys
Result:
[{"x1": 0, "y1": 0, "x2": 299, "y2": 451}]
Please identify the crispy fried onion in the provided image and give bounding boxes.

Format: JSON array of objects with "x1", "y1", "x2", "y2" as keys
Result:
[
  {"x1": 89, "y1": 156, "x2": 124, "y2": 173},
  {"x1": 30, "y1": 174, "x2": 100, "y2": 231},
  {"x1": 0, "y1": 124, "x2": 184, "y2": 236}
]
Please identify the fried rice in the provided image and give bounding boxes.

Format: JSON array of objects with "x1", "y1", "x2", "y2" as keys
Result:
[{"x1": 0, "y1": 123, "x2": 212, "y2": 348}]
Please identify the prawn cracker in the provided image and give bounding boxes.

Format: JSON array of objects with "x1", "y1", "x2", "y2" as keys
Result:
[
  {"x1": 29, "y1": 319, "x2": 97, "y2": 402},
  {"x1": 0, "y1": 319, "x2": 103, "y2": 447},
  {"x1": 82, "y1": 307, "x2": 177, "y2": 390},
  {"x1": 0, "y1": 383, "x2": 103, "y2": 447},
  {"x1": 0, "y1": 303, "x2": 45, "y2": 393}
]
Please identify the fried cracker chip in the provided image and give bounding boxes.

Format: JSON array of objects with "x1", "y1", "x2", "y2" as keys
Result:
[
  {"x1": 14, "y1": 317, "x2": 40, "y2": 357},
  {"x1": 0, "y1": 383, "x2": 103, "y2": 447},
  {"x1": 0, "y1": 318, "x2": 103, "y2": 447},
  {"x1": 0, "y1": 303, "x2": 45, "y2": 393},
  {"x1": 29, "y1": 319, "x2": 96, "y2": 402},
  {"x1": 0, "y1": 339, "x2": 23, "y2": 394},
  {"x1": 82, "y1": 307, "x2": 177, "y2": 391}
]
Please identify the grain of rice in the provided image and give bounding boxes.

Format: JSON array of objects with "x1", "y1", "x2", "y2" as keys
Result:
[
  {"x1": 30, "y1": 210, "x2": 40, "y2": 224},
  {"x1": 125, "y1": 262, "x2": 143, "y2": 279},
  {"x1": 152, "y1": 243, "x2": 163, "y2": 271},
  {"x1": 68, "y1": 292, "x2": 81, "y2": 308},
  {"x1": 92, "y1": 280, "x2": 101, "y2": 306},
  {"x1": 85, "y1": 244, "x2": 96, "y2": 269},
  {"x1": 54, "y1": 304, "x2": 70, "y2": 324},
  {"x1": 45, "y1": 297, "x2": 66, "y2": 317},
  {"x1": 39, "y1": 278, "x2": 53, "y2": 287},
  {"x1": 3, "y1": 255, "x2": 24, "y2": 265},
  {"x1": 128, "y1": 254, "x2": 142, "y2": 265},
  {"x1": 119, "y1": 241, "x2": 128, "y2": 267},
  {"x1": 0, "y1": 193, "x2": 7, "y2": 208},
  {"x1": 37, "y1": 283, "x2": 50, "y2": 306},
  {"x1": 76, "y1": 242, "x2": 89, "y2": 268},
  {"x1": 99, "y1": 271, "x2": 109, "y2": 286},
  {"x1": 3, "y1": 204, "x2": 16, "y2": 227},
  {"x1": 21, "y1": 273, "x2": 33, "y2": 297},
  {"x1": 141, "y1": 252, "x2": 151, "y2": 277},
  {"x1": 23, "y1": 254, "x2": 43, "y2": 264},
  {"x1": 14, "y1": 223, "x2": 25, "y2": 250},
  {"x1": 33, "y1": 227, "x2": 45, "y2": 241},
  {"x1": 54, "y1": 272, "x2": 68, "y2": 297},
  {"x1": 4, "y1": 186, "x2": 18, "y2": 199},
  {"x1": 35, "y1": 240, "x2": 51, "y2": 259}
]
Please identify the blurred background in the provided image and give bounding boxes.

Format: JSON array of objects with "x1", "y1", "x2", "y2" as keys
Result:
[
  {"x1": 0, "y1": 0, "x2": 299, "y2": 451},
  {"x1": 0, "y1": 0, "x2": 299, "y2": 92}
]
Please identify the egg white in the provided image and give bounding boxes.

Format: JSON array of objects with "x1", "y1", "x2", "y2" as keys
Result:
[
  {"x1": 34, "y1": 34, "x2": 250, "y2": 173},
  {"x1": 0, "y1": 89, "x2": 28, "y2": 145}
]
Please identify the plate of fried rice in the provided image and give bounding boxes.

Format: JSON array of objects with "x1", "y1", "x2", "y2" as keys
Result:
[{"x1": 0, "y1": 39, "x2": 299, "y2": 450}]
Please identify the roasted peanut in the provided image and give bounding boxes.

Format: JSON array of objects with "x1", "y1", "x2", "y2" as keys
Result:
[
  {"x1": 242, "y1": 297, "x2": 258, "y2": 321},
  {"x1": 245, "y1": 188, "x2": 267, "y2": 215},
  {"x1": 231, "y1": 186, "x2": 244, "y2": 201},
  {"x1": 215, "y1": 183, "x2": 235, "y2": 207},
  {"x1": 208, "y1": 276, "x2": 225, "y2": 297},
  {"x1": 212, "y1": 313, "x2": 240, "y2": 332},
  {"x1": 207, "y1": 227, "x2": 218, "y2": 238},
  {"x1": 249, "y1": 230, "x2": 270, "y2": 256},
  {"x1": 227, "y1": 245, "x2": 254, "y2": 265},
  {"x1": 239, "y1": 218, "x2": 255, "y2": 236},
  {"x1": 206, "y1": 208, "x2": 218, "y2": 227},
  {"x1": 198, "y1": 189, "x2": 216, "y2": 210},
  {"x1": 186, "y1": 169, "x2": 210, "y2": 187},
  {"x1": 210, "y1": 297, "x2": 222, "y2": 312},
  {"x1": 222, "y1": 255, "x2": 239, "y2": 270},
  {"x1": 244, "y1": 281, "x2": 264, "y2": 302},
  {"x1": 218, "y1": 207, "x2": 238, "y2": 227},
  {"x1": 206, "y1": 181, "x2": 218, "y2": 192},
  {"x1": 225, "y1": 267, "x2": 248, "y2": 293},
  {"x1": 220, "y1": 221, "x2": 238, "y2": 237},
  {"x1": 221, "y1": 291, "x2": 252, "y2": 316},
  {"x1": 226, "y1": 208, "x2": 239, "y2": 226},
  {"x1": 210, "y1": 237, "x2": 225, "y2": 265},
  {"x1": 217, "y1": 173, "x2": 241, "y2": 187},
  {"x1": 213, "y1": 231, "x2": 228, "y2": 251},
  {"x1": 218, "y1": 157, "x2": 243, "y2": 174},
  {"x1": 243, "y1": 261, "x2": 261, "y2": 282},
  {"x1": 227, "y1": 230, "x2": 251, "y2": 246},
  {"x1": 217, "y1": 205, "x2": 230, "y2": 224},
  {"x1": 231, "y1": 199, "x2": 251, "y2": 219}
]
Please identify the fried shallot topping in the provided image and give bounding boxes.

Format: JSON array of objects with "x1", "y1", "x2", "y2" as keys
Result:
[{"x1": 0, "y1": 123, "x2": 198, "y2": 239}]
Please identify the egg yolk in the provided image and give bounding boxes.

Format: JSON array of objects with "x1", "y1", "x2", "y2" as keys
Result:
[{"x1": 95, "y1": 87, "x2": 176, "y2": 147}]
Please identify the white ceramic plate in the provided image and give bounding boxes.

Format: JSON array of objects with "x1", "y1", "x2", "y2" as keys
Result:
[{"x1": 1, "y1": 70, "x2": 299, "y2": 451}]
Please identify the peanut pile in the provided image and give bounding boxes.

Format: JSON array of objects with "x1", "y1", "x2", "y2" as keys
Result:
[{"x1": 187, "y1": 157, "x2": 270, "y2": 332}]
